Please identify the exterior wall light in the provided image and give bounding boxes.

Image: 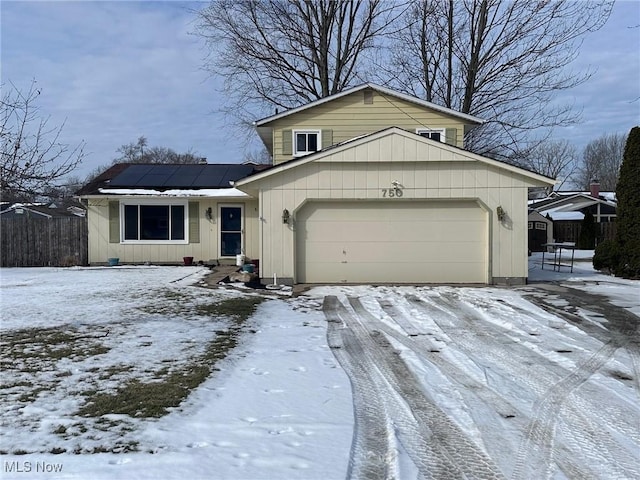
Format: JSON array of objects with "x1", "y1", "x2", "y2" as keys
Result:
[
  {"x1": 496, "y1": 205, "x2": 506, "y2": 221},
  {"x1": 282, "y1": 209, "x2": 290, "y2": 224},
  {"x1": 205, "y1": 207, "x2": 213, "y2": 220}
]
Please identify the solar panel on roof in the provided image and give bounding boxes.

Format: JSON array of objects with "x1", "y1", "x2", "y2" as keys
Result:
[{"x1": 108, "y1": 163, "x2": 255, "y2": 189}]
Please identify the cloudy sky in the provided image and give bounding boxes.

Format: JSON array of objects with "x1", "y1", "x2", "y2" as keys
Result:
[{"x1": 2, "y1": 1, "x2": 639, "y2": 181}]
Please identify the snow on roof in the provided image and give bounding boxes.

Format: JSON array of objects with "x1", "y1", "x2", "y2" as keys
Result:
[
  {"x1": 98, "y1": 188, "x2": 250, "y2": 197},
  {"x1": 600, "y1": 192, "x2": 616, "y2": 202},
  {"x1": 546, "y1": 211, "x2": 584, "y2": 221}
]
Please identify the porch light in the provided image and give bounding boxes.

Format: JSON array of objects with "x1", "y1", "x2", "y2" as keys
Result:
[
  {"x1": 496, "y1": 205, "x2": 506, "y2": 221},
  {"x1": 205, "y1": 207, "x2": 213, "y2": 220},
  {"x1": 282, "y1": 209, "x2": 290, "y2": 224}
]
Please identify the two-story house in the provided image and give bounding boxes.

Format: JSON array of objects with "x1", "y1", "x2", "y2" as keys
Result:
[{"x1": 78, "y1": 83, "x2": 554, "y2": 285}]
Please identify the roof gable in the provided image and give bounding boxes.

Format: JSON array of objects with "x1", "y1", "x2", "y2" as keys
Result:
[
  {"x1": 235, "y1": 127, "x2": 555, "y2": 188},
  {"x1": 254, "y1": 83, "x2": 485, "y2": 127},
  {"x1": 530, "y1": 193, "x2": 616, "y2": 211}
]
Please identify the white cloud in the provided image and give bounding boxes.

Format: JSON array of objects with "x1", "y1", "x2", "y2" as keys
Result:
[
  {"x1": 2, "y1": 0, "x2": 246, "y2": 179},
  {"x1": 553, "y1": 1, "x2": 640, "y2": 147},
  {"x1": 2, "y1": 0, "x2": 638, "y2": 181}
]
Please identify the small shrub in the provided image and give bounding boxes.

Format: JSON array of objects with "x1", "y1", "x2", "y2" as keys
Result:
[{"x1": 593, "y1": 239, "x2": 620, "y2": 273}]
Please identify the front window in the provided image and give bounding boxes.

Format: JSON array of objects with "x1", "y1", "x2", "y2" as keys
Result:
[
  {"x1": 122, "y1": 202, "x2": 187, "y2": 243},
  {"x1": 416, "y1": 128, "x2": 445, "y2": 143},
  {"x1": 293, "y1": 130, "x2": 321, "y2": 156}
]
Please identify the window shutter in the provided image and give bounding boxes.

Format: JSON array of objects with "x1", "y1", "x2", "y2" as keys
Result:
[
  {"x1": 321, "y1": 129, "x2": 333, "y2": 149},
  {"x1": 282, "y1": 130, "x2": 292, "y2": 155},
  {"x1": 445, "y1": 128, "x2": 457, "y2": 146},
  {"x1": 189, "y1": 202, "x2": 200, "y2": 243},
  {"x1": 108, "y1": 201, "x2": 120, "y2": 243}
]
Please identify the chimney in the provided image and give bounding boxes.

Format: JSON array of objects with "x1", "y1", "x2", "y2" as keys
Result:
[{"x1": 589, "y1": 179, "x2": 600, "y2": 198}]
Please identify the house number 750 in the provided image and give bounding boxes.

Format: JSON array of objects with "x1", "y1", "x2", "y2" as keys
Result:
[{"x1": 381, "y1": 188, "x2": 403, "y2": 198}]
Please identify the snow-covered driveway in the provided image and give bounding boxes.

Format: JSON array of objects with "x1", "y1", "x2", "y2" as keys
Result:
[
  {"x1": 1, "y1": 258, "x2": 639, "y2": 480},
  {"x1": 320, "y1": 284, "x2": 639, "y2": 479}
]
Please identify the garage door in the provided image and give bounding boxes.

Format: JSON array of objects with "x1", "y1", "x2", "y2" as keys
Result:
[{"x1": 296, "y1": 201, "x2": 487, "y2": 283}]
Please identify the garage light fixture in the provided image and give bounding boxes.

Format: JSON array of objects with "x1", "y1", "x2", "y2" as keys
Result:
[
  {"x1": 496, "y1": 205, "x2": 506, "y2": 221},
  {"x1": 282, "y1": 209, "x2": 290, "y2": 224}
]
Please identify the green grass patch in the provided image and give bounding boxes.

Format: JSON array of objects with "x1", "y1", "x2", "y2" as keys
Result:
[
  {"x1": 78, "y1": 296, "x2": 265, "y2": 419},
  {"x1": 1, "y1": 326, "x2": 110, "y2": 367},
  {"x1": 196, "y1": 296, "x2": 265, "y2": 321},
  {"x1": 98, "y1": 364, "x2": 134, "y2": 380}
]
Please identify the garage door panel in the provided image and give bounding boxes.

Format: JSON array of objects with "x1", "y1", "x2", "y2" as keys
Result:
[
  {"x1": 300, "y1": 260, "x2": 486, "y2": 284},
  {"x1": 297, "y1": 201, "x2": 487, "y2": 283},
  {"x1": 320, "y1": 241, "x2": 483, "y2": 263},
  {"x1": 303, "y1": 220, "x2": 485, "y2": 243}
]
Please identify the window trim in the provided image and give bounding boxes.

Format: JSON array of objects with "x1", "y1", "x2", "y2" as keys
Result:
[
  {"x1": 293, "y1": 129, "x2": 322, "y2": 157},
  {"x1": 416, "y1": 128, "x2": 446, "y2": 143},
  {"x1": 120, "y1": 199, "x2": 189, "y2": 245}
]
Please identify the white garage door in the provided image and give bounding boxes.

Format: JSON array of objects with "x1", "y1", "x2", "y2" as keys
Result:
[{"x1": 296, "y1": 201, "x2": 487, "y2": 283}]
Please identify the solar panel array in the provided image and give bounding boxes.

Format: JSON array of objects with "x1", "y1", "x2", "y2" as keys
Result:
[{"x1": 108, "y1": 164, "x2": 256, "y2": 189}]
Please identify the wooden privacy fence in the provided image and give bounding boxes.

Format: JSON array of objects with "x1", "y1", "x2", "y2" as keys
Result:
[
  {"x1": 1, "y1": 216, "x2": 88, "y2": 267},
  {"x1": 552, "y1": 221, "x2": 617, "y2": 245}
]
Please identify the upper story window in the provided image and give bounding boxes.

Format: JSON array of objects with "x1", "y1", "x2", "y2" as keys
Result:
[
  {"x1": 293, "y1": 130, "x2": 321, "y2": 157},
  {"x1": 121, "y1": 201, "x2": 188, "y2": 244},
  {"x1": 416, "y1": 128, "x2": 446, "y2": 143}
]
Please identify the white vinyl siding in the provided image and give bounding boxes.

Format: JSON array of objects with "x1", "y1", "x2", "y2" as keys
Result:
[
  {"x1": 87, "y1": 198, "x2": 259, "y2": 265},
  {"x1": 239, "y1": 129, "x2": 551, "y2": 284},
  {"x1": 270, "y1": 91, "x2": 469, "y2": 164}
]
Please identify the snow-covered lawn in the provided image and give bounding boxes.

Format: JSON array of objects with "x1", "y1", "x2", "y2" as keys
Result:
[{"x1": 1, "y1": 253, "x2": 638, "y2": 479}]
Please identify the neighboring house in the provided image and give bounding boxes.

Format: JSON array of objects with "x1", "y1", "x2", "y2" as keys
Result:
[
  {"x1": 0, "y1": 203, "x2": 86, "y2": 219},
  {"x1": 78, "y1": 83, "x2": 555, "y2": 285},
  {"x1": 528, "y1": 181, "x2": 617, "y2": 245}
]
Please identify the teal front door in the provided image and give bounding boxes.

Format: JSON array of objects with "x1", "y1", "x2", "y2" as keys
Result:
[{"x1": 220, "y1": 205, "x2": 243, "y2": 257}]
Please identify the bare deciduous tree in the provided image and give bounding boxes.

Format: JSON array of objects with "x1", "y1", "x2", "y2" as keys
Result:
[
  {"x1": 380, "y1": 0, "x2": 613, "y2": 160},
  {"x1": 115, "y1": 136, "x2": 203, "y2": 165},
  {"x1": 575, "y1": 132, "x2": 627, "y2": 191},
  {"x1": 83, "y1": 137, "x2": 204, "y2": 185},
  {"x1": 521, "y1": 139, "x2": 578, "y2": 195},
  {"x1": 243, "y1": 147, "x2": 272, "y2": 165},
  {"x1": 194, "y1": 0, "x2": 402, "y2": 123},
  {"x1": 1, "y1": 80, "x2": 85, "y2": 202}
]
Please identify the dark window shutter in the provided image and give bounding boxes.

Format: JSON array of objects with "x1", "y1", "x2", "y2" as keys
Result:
[
  {"x1": 282, "y1": 130, "x2": 292, "y2": 155},
  {"x1": 445, "y1": 128, "x2": 457, "y2": 146},
  {"x1": 322, "y1": 129, "x2": 333, "y2": 149},
  {"x1": 109, "y1": 201, "x2": 120, "y2": 243},
  {"x1": 189, "y1": 202, "x2": 200, "y2": 243}
]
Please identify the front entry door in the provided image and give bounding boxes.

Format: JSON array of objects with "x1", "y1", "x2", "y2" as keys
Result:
[{"x1": 219, "y1": 205, "x2": 243, "y2": 257}]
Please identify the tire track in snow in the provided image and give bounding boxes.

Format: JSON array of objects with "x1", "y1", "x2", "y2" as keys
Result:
[
  {"x1": 349, "y1": 297, "x2": 522, "y2": 422},
  {"x1": 325, "y1": 296, "x2": 452, "y2": 479},
  {"x1": 377, "y1": 299, "x2": 427, "y2": 336},
  {"x1": 556, "y1": 403, "x2": 640, "y2": 480},
  {"x1": 511, "y1": 338, "x2": 622, "y2": 480},
  {"x1": 407, "y1": 291, "x2": 636, "y2": 479},
  {"x1": 351, "y1": 296, "x2": 602, "y2": 480},
  {"x1": 323, "y1": 296, "x2": 396, "y2": 480},
  {"x1": 511, "y1": 285, "x2": 640, "y2": 480},
  {"x1": 328, "y1": 295, "x2": 505, "y2": 479}
]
